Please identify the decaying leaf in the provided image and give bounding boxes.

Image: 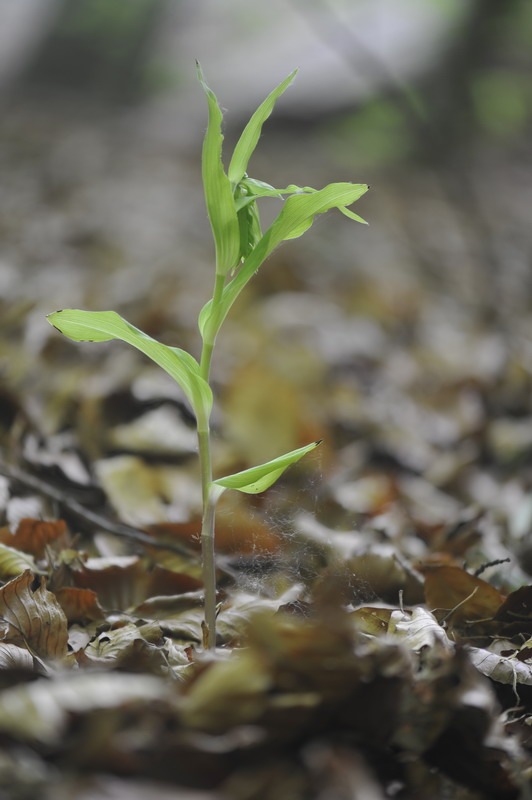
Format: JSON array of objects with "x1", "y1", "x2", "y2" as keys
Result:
[
  {"x1": 468, "y1": 644, "x2": 532, "y2": 688},
  {"x1": 0, "y1": 671, "x2": 170, "y2": 743},
  {"x1": 0, "y1": 518, "x2": 69, "y2": 558},
  {"x1": 389, "y1": 607, "x2": 453, "y2": 652},
  {"x1": 79, "y1": 621, "x2": 168, "y2": 673},
  {"x1": 53, "y1": 587, "x2": 105, "y2": 624},
  {"x1": 70, "y1": 556, "x2": 202, "y2": 611},
  {"x1": 0, "y1": 543, "x2": 38, "y2": 579},
  {"x1": 421, "y1": 564, "x2": 504, "y2": 628},
  {"x1": 0, "y1": 571, "x2": 68, "y2": 660},
  {"x1": 0, "y1": 642, "x2": 37, "y2": 672}
]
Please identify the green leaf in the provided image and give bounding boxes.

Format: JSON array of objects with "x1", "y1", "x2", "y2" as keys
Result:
[
  {"x1": 47, "y1": 310, "x2": 212, "y2": 423},
  {"x1": 239, "y1": 178, "x2": 315, "y2": 200},
  {"x1": 339, "y1": 206, "x2": 368, "y2": 225},
  {"x1": 228, "y1": 70, "x2": 298, "y2": 186},
  {"x1": 196, "y1": 62, "x2": 240, "y2": 276},
  {"x1": 212, "y1": 440, "x2": 321, "y2": 495},
  {"x1": 199, "y1": 182, "x2": 369, "y2": 341}
]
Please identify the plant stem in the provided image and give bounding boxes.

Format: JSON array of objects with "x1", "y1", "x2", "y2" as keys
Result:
[
  {"x1": 200, "y1": 473, "x2": 218, "y2": 649},
  {"x1": 199, "y1": 271, "x2": 226, "y2": 381},
  {"x1": 197, "y1": 425, "x2": 216, "y2": 649},
  {"x1": 197, "y1": 269, "x2": 226, "y2": 649}
]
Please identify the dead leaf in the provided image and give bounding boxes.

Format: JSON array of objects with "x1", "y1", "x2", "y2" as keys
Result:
[
  {"x1": 0, "y1": 571, "x2": 68, "y2": 660},
  {"x1": 0, "y1": 671, "x2": 169, "y2": 743},
  {"x1": 350, "y1": 606, "x2": 393, "y2": 636},
  {"x1": 0, "y1": 543, "x2": 38, "y2": 579},
  {"x1": 79, "y1": 621, "x2": 167, "y2": 673},
  {"x1": 71, "y1": 557, "x2": 202, "y2": 611},
  {"x1": 53, "y1": 587, "x2": 105, "y2": 624},
  {"x1": 420, "y1": 564, "x2": 504, "y2": 627},
  {"x1": 388, "y1": 607, "x2": 453, "y2": 652},
  {"x1": 0, "y1": 518, "x2": 69, "y2": 558},
  {"x1": 0, "y1": 642, "x2": 36, "y2": 672},
  {"x1": 468, "y1": 645, "x2": 532, "y2": 688},
  {"x1": 495, "y1": 585, "x2": 532, "y2": 621}
]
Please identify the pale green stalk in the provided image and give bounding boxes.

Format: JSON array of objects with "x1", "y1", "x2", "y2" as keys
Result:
[{"x1": 198, "y1": 271, "x2": 226, "y2": 649}]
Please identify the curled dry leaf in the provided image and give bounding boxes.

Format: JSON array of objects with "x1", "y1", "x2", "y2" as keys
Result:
[
  {"x1": 0, "y1": 570, "x2": 68, "y2": 660},
  {"x1": 0, "y1": 642, "x2": 36, "y2": 672},
  {"x1": 468, "y1": 645, "x2": 532, "y2": 688},
  {"x1": 389, "y1": 607, "x2": 453, "y2": 652}
]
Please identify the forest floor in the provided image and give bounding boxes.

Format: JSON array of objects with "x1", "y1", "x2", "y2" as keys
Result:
[{"x1": 0, "y1": 99, "x2": 532, "y2": 799}]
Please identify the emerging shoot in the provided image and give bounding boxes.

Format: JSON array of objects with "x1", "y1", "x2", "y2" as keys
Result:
[{"x1": 47, "y1": 66, "x2": 368, "y2": 649}]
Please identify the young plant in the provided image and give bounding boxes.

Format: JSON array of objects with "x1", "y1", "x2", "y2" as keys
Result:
[{"x1": 47, "y1": 65, "x2": 368, "y2": 649}]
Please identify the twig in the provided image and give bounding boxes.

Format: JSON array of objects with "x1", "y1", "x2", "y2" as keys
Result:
[{"x1": 0, "y1": 458, "x2": 196, "y2": 559}]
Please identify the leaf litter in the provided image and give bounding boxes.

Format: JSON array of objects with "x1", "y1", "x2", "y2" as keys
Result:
[{"x1": 2, "y1": 150, "x2": 532, "y2": 800}]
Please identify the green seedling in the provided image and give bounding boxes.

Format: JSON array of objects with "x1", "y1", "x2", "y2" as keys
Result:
[{"x1": 47, "y1": 65, "x2": 368, "y2": 649}]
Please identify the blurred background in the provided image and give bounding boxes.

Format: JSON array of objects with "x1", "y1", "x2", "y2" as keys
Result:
[
  {"x1": 1, "y1": 0, "x2": 532, "y2": 488},
  {"x1": 1, "y1": 0, "x2": 531, "y2": 318}
]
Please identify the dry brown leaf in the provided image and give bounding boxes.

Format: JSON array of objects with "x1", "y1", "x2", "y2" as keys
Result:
[
  {"x1": 420, "y1": 564, "x2": 504, "y2": 626},
  {"x1": 0, "y1": 518, "x2": 69, "y2": 557},
  {"x1": 54, "y1": 587, "x2": 105, "y2": 624},
  {"x1": 71, "y1": 556, "x2": 147, "y2": 610},
  {"x1": 146, "y1": 565, "x2": 203, "y2": 596},
  {"x1": 495, "y1": 585, "x2": 532, "y2": 622},
  {"x1": 0, "y1": 570, "x2": 68, "y2": 660},
  {"x1": 148, "y1": 503, "x2": 281, "y2": 556}
]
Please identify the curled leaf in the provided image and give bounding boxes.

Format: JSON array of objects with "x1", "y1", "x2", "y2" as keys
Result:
[
  {"x1": 212, "y1": 440, "x2": 321, "y2": 495},
  {"x1": 228, "y1": 69, "x2": 298, "y2": 186}
]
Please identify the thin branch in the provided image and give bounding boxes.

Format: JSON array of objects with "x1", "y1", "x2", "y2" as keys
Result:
[{"x1": 0, "y1": 458, "x2": 196, "y2": 559}]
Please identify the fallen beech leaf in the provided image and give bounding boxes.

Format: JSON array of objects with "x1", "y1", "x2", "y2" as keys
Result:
[
  {"x1": 53, "y1": 587, "x2": 105, "y2": 624},
  {"x1": 146, "y1": 565, "x2": 203, "y2": 596},
  {"x1": 0, "y1": 518, "x2": 69, "y2": 558},
  {"x1": 71, "y1": 556, "x2": 146, "y2": 610},
  {"x1": 389, "y1": 607, "x2": 453, "y2": 652},
  {"x1": 0, "y1": 642, "x2": 36, "y2": 672},
  {"x1": 468, "y1": 645, "x2": 532, "y2": 688},
  {"x1": 149, "y1": 503, "x2": 281, "y2": 555},
  {"x1": 71, "y1": 557, "x2": 202, "y2": 611},
  {"x1": 181, "y1": 648, "x2": 271, "y2": 731},
  {"x1": 421, "y1": 565, "x2": 504, "y2": 626},
  {"x1": 80, "y1": 622, "x2": 166, "y2": 672},
  {"x1": 0, "y1": 671, "x2": 169, "y2": 742},
  {"x1": 0, "y1": 543, "x2": 37, "y2": 579},
  {"x1": 350, "y1": 606, "x2": 392, "y2": 636},
  {"x1": 495, "y1": 585, "x2": 532, "y2": 621},
  {"x1": 0, "y1": 571, "x2": 68, "y2": 660}
]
